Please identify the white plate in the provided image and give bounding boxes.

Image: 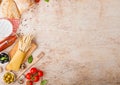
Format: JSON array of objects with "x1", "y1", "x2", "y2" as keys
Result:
[{"x1": 0, "y1": 19, "x2": 13, "y2": 41}]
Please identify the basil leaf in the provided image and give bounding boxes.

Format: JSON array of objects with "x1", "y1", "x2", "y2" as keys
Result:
[
  {"x1": 44, "y1": 0, "x2": 49, "y2": 2},
  {"x1": 40, "y1": 80, "x2": 48, "y2": 85},
  {"x1": 28, "y1": 55, "x2": 33, "y2": 64}
]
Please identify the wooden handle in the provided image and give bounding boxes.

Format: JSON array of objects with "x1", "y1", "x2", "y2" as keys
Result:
[{"x1": 16, "y1": 52, "x2": 45, "y2": 80}]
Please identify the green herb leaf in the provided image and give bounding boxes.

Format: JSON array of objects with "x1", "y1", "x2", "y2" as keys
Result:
[
  {"x1": 0, "y1": 57, "x2": 7, "y2": 60},
  {"x1": 44, "y1": 0, "x2": 49, "y2": 2},
  {"x1": 28, "y1": 55, "x2": 33, "y2": 64},
  {"x1": 40, "y1": 80, "x2": 48, "y2": 85}
]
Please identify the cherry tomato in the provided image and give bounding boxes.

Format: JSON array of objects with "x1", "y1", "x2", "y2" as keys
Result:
[
  {"x1": 26, "y1": 73, "x2": 32, "y2": 80},
  {"x1": 30, "y1": 67, "x2": 38, "y2": 74},
  {"x1": 26, "y1": 81, "x2": 33, "y2": 85},
  {"x1": 34, "y1": 0, "x2": 40, "y2": 3},
  {"x1": 33, "y1": 76, "x2": 39, "y2": 82},
  {"x1": 38, "y1": 70, "x2": 43, "y2": 77}
]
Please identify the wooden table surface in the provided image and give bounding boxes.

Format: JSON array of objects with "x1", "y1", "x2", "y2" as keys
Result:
[{"x1": 0, "y1": 0, "x2": 120, "y2": 85}]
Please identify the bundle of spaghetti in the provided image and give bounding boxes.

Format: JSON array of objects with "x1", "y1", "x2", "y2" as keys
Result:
[{"x1": 6, "y1": 34, "x2": 33, "y2": 71}]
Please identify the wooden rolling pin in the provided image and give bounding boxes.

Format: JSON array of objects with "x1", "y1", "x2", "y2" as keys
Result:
[{"x1": 16, "y1": 52, "x2": 45, "y2": 80}]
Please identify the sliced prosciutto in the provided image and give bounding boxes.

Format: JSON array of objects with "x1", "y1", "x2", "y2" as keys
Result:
[{"x1": 8, "y1": 19, "x2": 20, "y2": 33}]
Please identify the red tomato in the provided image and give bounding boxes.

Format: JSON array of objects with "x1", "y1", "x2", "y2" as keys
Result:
[
  {"x1": 38, "y1": 70, "x2": 43, "y2": 77},
  {"x1": 29, "y1": 81, "x2": 33, "y2": 85},
  {"x1": 33, "y1": 76, "x2": 39, "y2": 82},
  {"x1": 34, "y1": 0, "x2": 40, "y2": 3},
  {"x1": 26, "y1": 73, "x2": 32, "y2": 80},
  {"x1": 26, "y1": 81, "x2": 33, "y2": 85},
  {"x1": 30, "y1": 67, "x2": 38, "y2": 74}
]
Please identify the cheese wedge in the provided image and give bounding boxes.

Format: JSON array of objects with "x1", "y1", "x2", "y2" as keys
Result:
[
  {"x1": 14, "y1": 0, "x2": 34, "y2": 14},
  {"x1": 1, "y1": 0, "x2": 21, "y2": 19}
]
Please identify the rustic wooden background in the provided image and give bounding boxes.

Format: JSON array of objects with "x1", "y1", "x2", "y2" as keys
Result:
[{"x1": 0, "y1": 0, "x2": 120, "y2": 85}]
